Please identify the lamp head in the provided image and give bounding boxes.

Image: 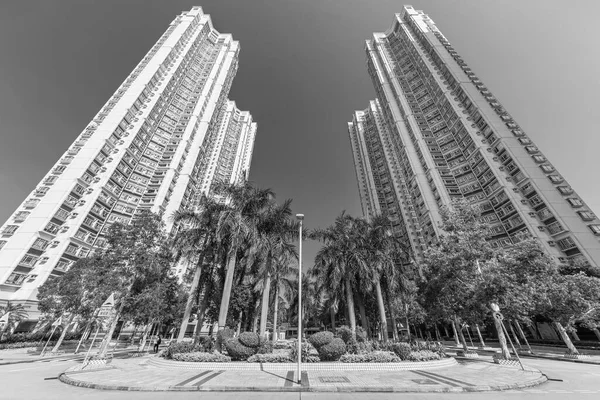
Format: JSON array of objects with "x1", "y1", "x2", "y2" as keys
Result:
[
  {"x1": 490, "y1": 303, "x2": 500, "y2": 312},
  {"x1": 296, "y1": 214, "x2": 304, "y2": 220}
]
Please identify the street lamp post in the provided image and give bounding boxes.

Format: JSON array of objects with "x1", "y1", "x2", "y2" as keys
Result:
[{"x1": 296, "y1": 213, "x2": 304, "y2": 385}]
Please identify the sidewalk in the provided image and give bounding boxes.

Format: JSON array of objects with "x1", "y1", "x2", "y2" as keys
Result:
[
  {"x1": 444, "y1": 342, "x2": 600, "y2": 365},
  {"x1": 0, "y1": 345, "x2": 142, "y2": 366},
  {"x1": 59, "y1": 356, "x2": 547, "y2": 393}
]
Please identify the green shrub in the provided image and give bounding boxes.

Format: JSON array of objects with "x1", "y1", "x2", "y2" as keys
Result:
[
  {"x1": 355, "y1": 326, "x2": 367, "y2": 343},
  {"x1": 197, "y1": 336, "x2": 214, "y2": 352},
  {"x1": 247, "y1": 353, "x2": 291, "y2": 363},
  {"x1": 273, "y1": 341, "x2": 292, "y2": 350},
  {"x1": 407, "y1": 350, "x2": 441, "y2": 361},
  {"x1": 257, "y1": 341, "x2": 273, "y2": 354},
  {"x1": 289, "y1": 340, "x2": 318, "y2": 362},
  {"x1": 164, "y1": 342, "x2": 197, "y2": 359},
  {"x1": 391, "y1": 342, "x2": 411, "y2": 360},
  {"x1": 216, "y1": 327, "x2": 234, "y2": 351},
  {"x1": 317, "y1": 338, "x2": 346, "y2": 361},
  {"x1": 335, "y1": 326, "x2": 353, "y2": 343},
  {"x1": 238, "y1": 332, "x2": 261, "y2": 348},
  {"x1": 308, "y1": 331, "x2": 334, "y2": 349},
  {"x1": 172, "y1": 351, "x2": 231, "y2": 362},
  {"x1": 339, "y1": 351, "x2": 400, "y2": 363},
  {"x1": 224, "y1": 338, "x2": 255, "y2": 361},
  {"x1": 346, "y1": 337, "x2": 360, "y2": 354}
]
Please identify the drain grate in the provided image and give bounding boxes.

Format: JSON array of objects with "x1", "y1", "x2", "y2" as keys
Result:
[
  {"x1": 412, "y1": 379, "x2": 439, "y2": 385},
  {"x1": 319, "y1": 376, "x2": 350, "y2": 383}
]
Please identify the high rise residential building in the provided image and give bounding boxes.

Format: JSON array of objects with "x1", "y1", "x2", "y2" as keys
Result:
[
  {"x1": 349, "y1": 5, "x2": 600, "y2": 267},
  {"x1": 0, "y1": 7, "x2": 256, "y2": 325}
]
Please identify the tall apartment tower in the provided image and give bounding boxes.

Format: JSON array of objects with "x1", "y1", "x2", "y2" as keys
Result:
[
  {"x1": 349, "y1": 5, "x2": 600, "y2": 267},
  {"x1": 0, "y1": 7, "x2": 257, "y2": 321}
]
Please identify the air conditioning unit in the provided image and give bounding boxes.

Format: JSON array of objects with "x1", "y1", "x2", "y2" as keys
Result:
[
  {"x1": 39, "y1": 257, "x2": 49, "y2": 263},
  {"x1": 60, "y1": 226, "x2": 69, "y2": 233},
  {"x1": 70, "y1": 213, "x2": 79, "y2": 219},
  {"x1": 558, "y1": 257, "x2": 567, "y2": 262},
  {"x1": 548, "y1": 241, "x2": 556, "y2": 247},
  {"x1": 77, "y1": 200, "x2": 86, "y2": 206},
  {"x1": 50, "y1": 241, "x2": 60, "y2": 246}
]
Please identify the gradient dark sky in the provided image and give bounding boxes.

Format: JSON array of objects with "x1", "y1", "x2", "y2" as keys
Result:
[{"x1": 1, "y1": 0, "x2": 599, "y2": 265}]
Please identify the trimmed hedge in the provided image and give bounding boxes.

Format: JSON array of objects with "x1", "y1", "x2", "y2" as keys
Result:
[
  {"x1": 164, "y1": 342, "x2": 198, "y2": 359},
  {"x1": 308, "y1": 331, "x2": 334, "y2": 349},
  {"x1": 289, "y1": 341, "x2": 319, "y2": 362},
  {"x1": 407, "y1": 350, "x2": 441, "y2": 361},
  {"x1": 317, "y1": 338, "x2": 346, "y2": 361},
  {"x1": 339, "y1": 351, "x2": 400, "y2": 363},
  {"x1": 238, "y1": 332, "x2": 261, "y2": 348},
  {"x1": 391, "y1": 342, "x2": 411, "y2": 360},
  {"x1": 224, "y1": 338, "x2": 255, "y2": 361},
  {"x1": 172, "y1": 352, "x2": 231, "y2": 362},
  {"x1": 247, "y1": 353, "x2": 292, "y2": 363}
]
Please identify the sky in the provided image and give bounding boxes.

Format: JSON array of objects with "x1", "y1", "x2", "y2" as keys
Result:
[{"x1": 1, "y1": 0, "x2": 599, "y2": 265}]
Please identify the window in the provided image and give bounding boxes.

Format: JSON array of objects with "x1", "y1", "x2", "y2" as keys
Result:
[
  {"x1": 548, "y1": 175, "x2": 563, "y2": 184},
  {"x1": 43, "y1": 175, "x2": 58, "y2": 185},
  {"x1": 588, "y1": 225, "x2": 600, "y2": 235},
  {"x1": 567, "y1": 198, "x2": 583, "y2": 208},
  {"x1": 54, "y1": 208, "x2": 70, "y2": 220},
  {"x1": 55, "y1": 259, "x2": 71, "y2": 271},
  {"x1": 0, "y1": 240, "x2": 6, "y2": 250},
  {"x1": 540, "y1": 164, "x2": 555, "y2": 173},
  {"x1": 532, "y1": 155, "x2": 546, "y2": 163},
  {"x1": 26, "y1": 274, "x2": 38, "y2": 283},
  {"x1": 34, "y1": 187, "x2": 50, "y2": 197},
  {"x1": 557, "y1": 186, "x2": 573, "y2": 195},
  {"x1": 44, "y1": 222, "x2": 60, "y2": 235},
  {"x1": 518, "y1": 138, "x2": 532, "y2": 145},
  {"x1": 31, "y1": 238, "x2": 49, "y2": 251},
  {"x1": 557, "y1": 237, "x2": 577, "y2": 251},
  {"x1": 24, "y1": 199, "x2": 40, "y2": 209},
  {"x1": 19, "y1": 254, "x2": 38, "y2": 266},
  {"x1": 65, "y1": 244, "x2": 79, "y2": 255},
  {"x1": 2, "y1": 225, "x2": 18, "y2": 236},
  {"x1": 5, "y1": 273, "x2": 26, "y2": 286},
  {"x1": 13, "y1": 211, "x2": 30, "y2": 222},
  {"x1": 524, "y1": 146, "x2": 539, "y2": 154},
  {"x1": 577, "y1": 211, "x2": 596, "y2": 221}
]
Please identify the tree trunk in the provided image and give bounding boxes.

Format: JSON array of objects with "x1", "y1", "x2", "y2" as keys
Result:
[
  {"x1": 374, "y1": 280, "x2": 388, "y2": 342},
  {"x1": 218, "y1": 253, "x2": 237, "y2": 331},
  {"x1": 554, "y1": 322, "x2": 579, "y2": 354},
  {"x1": 51, "y1": 314, "x2": 74, "y2": 353},
  {"x1": 515, "y1": 321, "x2": 533, "y2": 353},
  {"x1": 344, "y1": 278, "x2": 357, "y2": 334},
  {"x1": 443, "y1": 325, "x2": 449, "y2": 338},
  {"x1": 236, "y1": 311, "x2": 243, "y2": 336},
  {"x1": 272, "y1": 284, "x2": 280, "y2": 342},
  {"x1": 138, "y1": 324, "x2": 151, "y2": 352},
  {"x1": 571, "y1": 329, "x2": 581, "y2": 342},
  {"x1": 418, "y1": 327, "x2": 424, "y2": 340},
  {"x1": 384, "y1": 285, "x2": 398, "y2": 341},
  {"x1": 475, "y1": 324, "x2": 486, "y2": 347},
  {"x1": 405, "y1": 315, "x2": 411, "y2": 341},
  {"x1": 592, "y1": 327, "x2": 600, "y2": 342},
  {"x1": 527, "y1": 323, "x2": 540, "y2": 339},
  {"x1": 252, "y1": 298, "x2": 261, "y2": 333},
  {"x1": 177, "y1": 261, "x2": 203, "y2": 342},
  {"x1": 356, "y1": 293, "x2": 369, "y2": 333},
  {"x1": 330, "y1": 306, "x2": 336, "y2": 331},
  {"x1": 454, "y1": 317, "x2": 468, "y2": 352},
  {"x1": 259, "y1": 273, "x2": 272, "y2": 337},
  {"x1": 451, "y1": 320, "x2": 460, "y2": 345},
  {"x1": 492, "y1": 314, "x2": 512, "y2": 359}
]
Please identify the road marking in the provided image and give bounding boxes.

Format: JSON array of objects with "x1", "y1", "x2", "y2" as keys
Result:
[
  {"x1": 284, "y1": 371, "x2": 294, "y2": 387},
  {"x1": 411, "y1": 371, "x2": 459, "y2": 387},
  {"x1": 418, "y1": 370, "x2": 476, "y2": 387},
  {"x1": 193, "y1": 370, "x2": 224, "y2": 386},
  {"x1": 174, "y1": 371, "x2": 212, "y2": 387}
]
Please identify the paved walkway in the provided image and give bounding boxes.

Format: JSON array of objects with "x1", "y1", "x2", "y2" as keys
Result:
[{"x1": 59, "y1": 356, "x2": 546, "y2": 392}]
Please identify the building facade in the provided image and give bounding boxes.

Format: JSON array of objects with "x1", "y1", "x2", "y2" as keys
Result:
[
  {"x1": 349, "y1": 5, "x2": 600, "y2": 267},
  {"x1": 0, "y1": 7, "x2": 256, "y2": 322}
]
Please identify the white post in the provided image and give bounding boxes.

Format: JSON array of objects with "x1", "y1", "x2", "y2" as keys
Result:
[{"x1": 296, "y1": 213, "x2": 304, "y2": 385}]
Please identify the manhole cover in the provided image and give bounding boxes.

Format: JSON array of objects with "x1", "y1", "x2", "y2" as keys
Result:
[
  {"x1": 412, "y1": 379, "x2": 439, "y2": 385},
  {"x1": 319, "y1": 376, "x2": 350, "y2": 383}
]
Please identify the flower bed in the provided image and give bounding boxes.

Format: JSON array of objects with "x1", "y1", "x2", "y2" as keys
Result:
[{"x1": 172, "y1": 352, "x2": 231, "y2": 362}]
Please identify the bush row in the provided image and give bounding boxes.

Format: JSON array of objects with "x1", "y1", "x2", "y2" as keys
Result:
[{"x1": 171, "y1": 352, "x2": 231, "y2": 362}]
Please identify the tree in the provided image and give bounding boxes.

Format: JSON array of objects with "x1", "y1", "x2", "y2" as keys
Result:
[
  {"x1": 420, "y1": 199, "x2": 511, "y2": 357},
  {"x1": 538, "y1": 273, "x2": 600, "y2": 353},
  {"x1": 0, "y1": 302, "x2": 29, "y2": 340}
]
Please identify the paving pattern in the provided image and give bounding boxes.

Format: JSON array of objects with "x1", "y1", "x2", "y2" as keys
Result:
[{"x1": 59, "y1": 357, "x2": 547, "y2": 392}]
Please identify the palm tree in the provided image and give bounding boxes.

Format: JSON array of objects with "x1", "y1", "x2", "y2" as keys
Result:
[
  {"x1": 254, "y1": 199, "x2": 298, "y2": 337},
  {"x1": 312, "y1": 212, "x2": 369, "y2": 335},
  {"x1": 214, "y1": 182, "x2": 274, "y2": 332},
  {"x1": 0, "y1": 301, "x2": 29, "y2": 340},
  {"x1": 171, "y1": 195, "x2": 226, "y2": 342}
]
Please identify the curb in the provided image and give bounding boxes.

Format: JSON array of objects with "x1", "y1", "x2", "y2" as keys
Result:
[
  {"x1": 145, "y1": 357, "x2": 457, "y2": 371},
  {"x1": 58, "y1": 370, "x2": 547, "y2": 393},
  {"x1": 451, "y1": 347, "x2": 600, "y2": 365}
]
